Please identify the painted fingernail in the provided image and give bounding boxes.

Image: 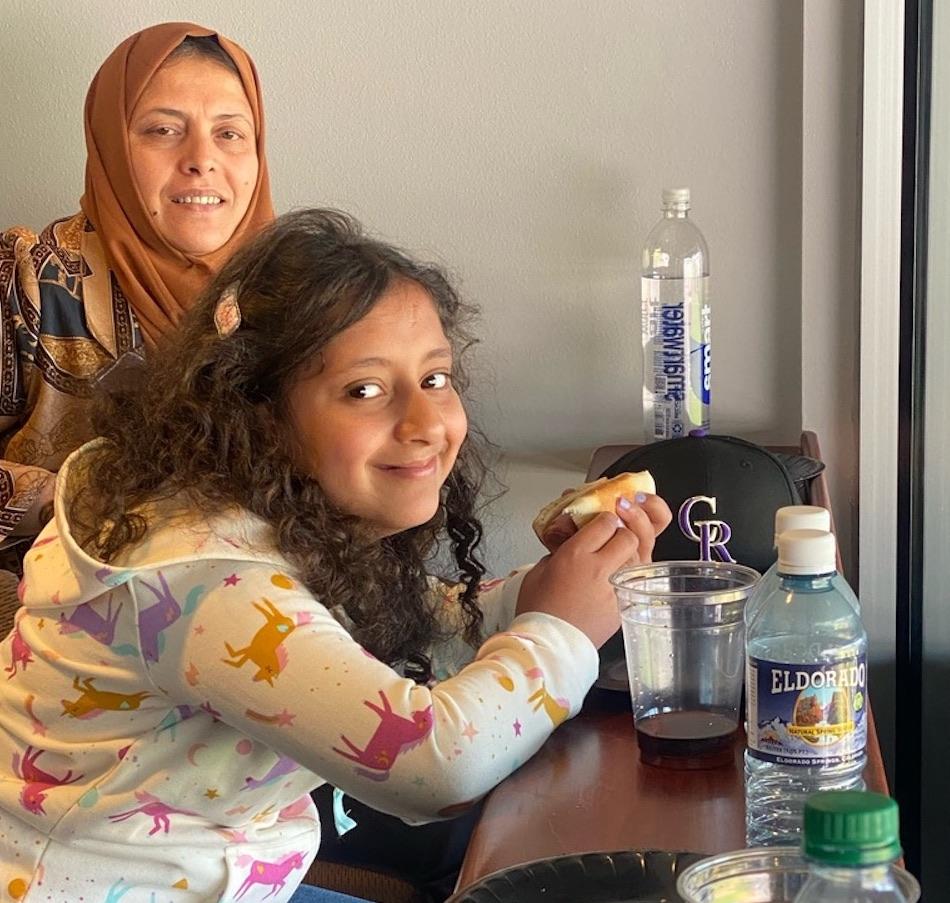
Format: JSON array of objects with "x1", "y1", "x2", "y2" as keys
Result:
[
  {"x1": 635, "y1": 492, "x2": 647, "y2": 504},
  {"x1": 618, "y1": 497, "x2": 633, "y2": 510}
]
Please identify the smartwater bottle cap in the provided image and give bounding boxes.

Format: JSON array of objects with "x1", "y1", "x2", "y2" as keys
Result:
[
  {"x1": 662, "y1": 187, "x2": 690, "y2": 209},
  {"x1": 777, "y1": 528, "x2": 836, "y2": 575},
  {"x1": 773, "y1": 505, "x2": 831, "y2": 547},
  {"x1": 803, "y1": 791, "x2": 902, "y2": 867}
]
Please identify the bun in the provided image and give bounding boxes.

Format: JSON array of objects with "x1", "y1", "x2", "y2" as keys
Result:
[{"x1": 532, "y1": 471, "x2": 656, "y2": 540}]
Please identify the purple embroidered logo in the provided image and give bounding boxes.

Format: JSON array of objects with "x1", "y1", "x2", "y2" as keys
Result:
[{"x1": 677, "y1": 495, "x2": 735, "y2": 562}]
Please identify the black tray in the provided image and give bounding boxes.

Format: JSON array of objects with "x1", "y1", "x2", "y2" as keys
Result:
[{"x1": 447, "y1": 850, "x2": 703, "y2": 903}]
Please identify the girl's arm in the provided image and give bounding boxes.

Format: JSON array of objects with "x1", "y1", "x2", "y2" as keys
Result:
[
  {"x1": 133, "y1": 559, "x2": 598, "y2": 824},
  {"x1": 426, "y1": 568, "x2": 532, "y2": 680}
]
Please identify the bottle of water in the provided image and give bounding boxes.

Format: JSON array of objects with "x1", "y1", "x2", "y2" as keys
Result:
[
  {"x1": 746, "y1": 506, "x2": 861, "y2": 632},
  {"x1": 745, "y1": 529, "x2": 867, "y2": 847},
  {"x1": 745, "y1": 506, "x2": 832, "y2": 631},
  {"x1": 794, "y1": 791, "x2": 915, "y2": 902},
  {"x1": 641, "y1": 187, "x2": 710, "y2": 441}
]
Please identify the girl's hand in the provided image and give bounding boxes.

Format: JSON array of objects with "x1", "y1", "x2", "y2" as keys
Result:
[{"x1": 517, "y1": 496, "x2": 671, "y2": 649}]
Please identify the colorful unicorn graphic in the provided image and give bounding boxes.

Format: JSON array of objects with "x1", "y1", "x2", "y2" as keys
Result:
[
  {"x1": 12, "y1": 745, "x2": 83, "y2": 815},
  {"x1": 223, "y1": 598, "x2": 295, "y2": 685},
  {"x1": 5, "y1": 624, "x2": 33, "y2": 678},
  {"x1": 234, "y1": 851, "x2": 306, "y2": 899},
  {"x1": 58, "y1": 594, "x2": 123, "y2": 645},
  {"x1": 137, "y1": 571, "x2": 182, "y2": 663},
  {"x1": 103, "y1": 879, "x2": 135, "y2": 903},
  {"x1": 108, "y1": 790, "x2": 200, "y2": 835},
  {"x1": 242, "y1": 753, "x2": 299, "y2": 791},
  {"x1": 332, "y1": 690, "x2": 433, "y2": 780},
  {"x1": 61, "y1": 676, "x2": 151, "y2": 719},
  {"x1": 527, "y1": 682, "x2": 570, "y2": 727},
  {"x1": 155, "y1": 704, "x2": 197, "y2": 740}
]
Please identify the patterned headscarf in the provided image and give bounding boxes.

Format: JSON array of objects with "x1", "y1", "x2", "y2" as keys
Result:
[{"x1": 81, "y1": 22, "x2": 274, "y2": 347}]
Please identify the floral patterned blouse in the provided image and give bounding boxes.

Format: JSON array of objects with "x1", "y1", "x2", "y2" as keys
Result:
[{"x1": 0, "y1": 214, "x2": 143, "y2": 553}]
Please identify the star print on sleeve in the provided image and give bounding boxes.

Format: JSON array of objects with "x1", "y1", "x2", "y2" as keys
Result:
[
  {"x1": 223, "y1": 574, "x2": 241, "y2": 587},
  {"x1": 246, "y1": 708, "x2": 296, "y2": 728},
  {"x1": 513, "y1": 719, "x2": 522, "y2": 737}
]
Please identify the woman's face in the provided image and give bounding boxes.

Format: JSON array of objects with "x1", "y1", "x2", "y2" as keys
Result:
[
  {"x1": 128, "y1": 56, "x2": 258, "y2": 257},
  {"x1": 287, "y1": 281, "x2": 468, "y2": 538}
]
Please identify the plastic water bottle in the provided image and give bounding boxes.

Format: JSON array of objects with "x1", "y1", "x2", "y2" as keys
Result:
[
  {"x1": 745, "y1": 506, "x2": 861, "y2": 633},
  {"x1": 794, "y1": 791, "x2": 915, "y2": 902},
  {"x1": 641, "y1": 187, "x2": 711, "y2": 441},
  {"x1": 745, "y1": 529, "x2": 867, "y2": 847},
  {"x1": 745, "y1": 506, "x2": 833, "y2": 630}
]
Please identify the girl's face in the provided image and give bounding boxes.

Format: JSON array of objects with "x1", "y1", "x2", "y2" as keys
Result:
[
  {"x1": 128, "y1": 56, "x2": 258, "y2": 257},
  {"x1": 287, "y1": 281, "x2": 468, "y2": 538}
]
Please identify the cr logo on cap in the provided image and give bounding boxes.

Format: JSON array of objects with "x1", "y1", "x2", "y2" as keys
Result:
[{"x1": 678, "y1": 496, "x2": 735, "y2": 563}]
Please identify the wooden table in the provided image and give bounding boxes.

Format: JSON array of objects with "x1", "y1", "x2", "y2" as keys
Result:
[
  {"x1": 457, "y1": 689, "x2": 889, "y2": 889},
  {"x1": 457, "y1": 430, "x2": 883, "y2": 890}
]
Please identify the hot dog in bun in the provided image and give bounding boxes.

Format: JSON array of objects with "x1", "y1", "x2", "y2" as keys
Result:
[{"x1": 532, "y1": 470, "x2": 656, "y2": 541}]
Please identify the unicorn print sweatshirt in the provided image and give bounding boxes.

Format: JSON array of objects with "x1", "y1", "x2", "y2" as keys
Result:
[{"x1": 0, "y1": 443, "x2": 599, "y2": 902}]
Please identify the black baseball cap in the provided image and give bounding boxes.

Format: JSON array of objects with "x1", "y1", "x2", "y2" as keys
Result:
[{"x1": 601, "y1": 434, "x2": 805, "y2": 574}]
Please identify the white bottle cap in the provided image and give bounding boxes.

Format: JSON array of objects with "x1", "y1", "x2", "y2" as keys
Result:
[
  {"x1": 773, "y1": 505, "x2": 831, "y2": 546},
  {"x1": 662, "y1": 187, "x2": 691, "y2": 208},
  {"x1": 777, "y1": 529, "x2": 837, "y2": 576}
]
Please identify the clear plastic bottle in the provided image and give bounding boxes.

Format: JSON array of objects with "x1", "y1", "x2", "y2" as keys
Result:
[
  {"x1": 794, "y1": 791, "x2": 916, "y2": 902},
  {"x1": 641, "y1": 187, "x2": 710, "y2": 441},
  {"x1": 745, "y1": 529, "x2": 867, "y2": 847},
  {"x1": 744, "y1": 506, "x2": 833, "y2": 631}
]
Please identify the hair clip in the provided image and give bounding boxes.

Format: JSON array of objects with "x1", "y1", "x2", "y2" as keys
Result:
[{"x1": 213, "y1": 284, "x2": 242, "y2": 338}]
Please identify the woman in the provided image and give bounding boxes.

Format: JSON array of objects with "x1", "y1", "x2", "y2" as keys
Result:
[{"x1": 0, "y1": 22, "x2": 273, "y2": 565}]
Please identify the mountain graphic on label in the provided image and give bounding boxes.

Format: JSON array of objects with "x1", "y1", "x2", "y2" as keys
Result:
[{"x1": 789, "y1": 687, "x2": 853, "y2": 746}]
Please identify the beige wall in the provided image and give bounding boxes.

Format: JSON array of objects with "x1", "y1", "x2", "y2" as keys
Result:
[{"x1": 0, "y1": 1, "x2": 860, "y2": 579}]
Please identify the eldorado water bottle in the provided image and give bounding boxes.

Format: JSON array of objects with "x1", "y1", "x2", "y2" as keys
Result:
[
  {"x1": 746, "y1": 507, "x2": 861, "y2": 633},
  {"x1": 641, "y1": 187, "x2": 710, "y2": 441},
  {"x1": 745, "y1": 506, "x2": 833, "y2": 630},
  {"x1": 745, "y1": 529, "x2": 867, "y2": 847}
]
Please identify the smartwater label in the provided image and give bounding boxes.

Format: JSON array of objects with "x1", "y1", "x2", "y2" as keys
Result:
[
  {"x1": 746, "y1": 654, "x2": 867, "y2": 766},
  {"x1": 641, "y1": 276, "x2": 710, "y2": 439}
]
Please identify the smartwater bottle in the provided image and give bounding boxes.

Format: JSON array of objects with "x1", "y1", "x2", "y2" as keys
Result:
[
  {"x1": 641, "y1": 187, "x2": 710, "y2": 441},
  {"x1": 794, "y1": 791, "x2": 916, "y2": 902},
  {"x1": 745, "y1": 529, "x2": 867, "y2": 847}
]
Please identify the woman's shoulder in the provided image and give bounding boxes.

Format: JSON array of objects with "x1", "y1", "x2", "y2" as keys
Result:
[
  {"x1": 1, "y1": 213, "x2": 141, "y2": 355},
  {"x1": 1, "y1": 212, "x2": 85, "y2": 257},
  {"x1": 1, "y1": 212, "x2": 90, "y2": 302},
  {"x1": 42, "y1": 212, "x2": 87, "y2": 256}
]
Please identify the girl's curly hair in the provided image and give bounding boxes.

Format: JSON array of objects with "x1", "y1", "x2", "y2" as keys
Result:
[{"x1": 69, "y1": 208, "x2": 490, "y2": 677}]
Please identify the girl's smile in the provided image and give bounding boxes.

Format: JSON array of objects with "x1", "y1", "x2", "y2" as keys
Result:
[
  {"x1": 378, "y1": 456, "x2": 439, "y2": 477},
  {"x1": 287, "y1": 279, "x2": 467, "y2": 537}
]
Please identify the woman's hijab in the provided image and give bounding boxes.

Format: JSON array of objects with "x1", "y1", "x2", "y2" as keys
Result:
[{"x1": 81, "y1": 22, "x2": 274, "y2": 346}]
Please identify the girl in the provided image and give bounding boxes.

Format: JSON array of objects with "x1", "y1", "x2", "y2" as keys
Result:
[{"x1": 0, "y1": 209, "x2": 669, "y2": 902}]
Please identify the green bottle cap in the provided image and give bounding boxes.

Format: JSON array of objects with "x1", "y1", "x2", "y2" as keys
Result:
[{"x1": 802, "y1": 791, "x2": 902, "y2": 866}]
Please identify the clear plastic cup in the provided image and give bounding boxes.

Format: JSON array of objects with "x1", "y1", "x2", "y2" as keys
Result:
[
  {"x1": 676, "y1": 846, "x2": 921, "y2": 902},
  {"x1": 610, "y1": 561, "x2": 760, "y2": 769}
]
